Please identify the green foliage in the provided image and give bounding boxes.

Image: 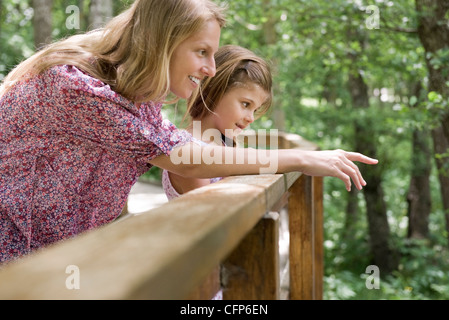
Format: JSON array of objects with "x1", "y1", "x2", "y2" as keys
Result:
[
  {"x1": 0, "y1": 0, "x2": 34, "y2": 79},
  {"x1": 326, "y1": 238, "x2": 449, "y2": 300}
]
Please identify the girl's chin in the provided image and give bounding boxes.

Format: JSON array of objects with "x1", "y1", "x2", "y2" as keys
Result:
[{"x1": 234, "y1": 128, "x2": 243, "y2": 135}]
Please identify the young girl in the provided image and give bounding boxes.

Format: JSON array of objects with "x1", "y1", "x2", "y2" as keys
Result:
[
  {"x1": 0, "y1": 0, "x2": 377, "y2": 265},
  {"x1": 162, "y1": 44, "x2": 272, "y2": 301},
  {"x1": 162, "y1": 45, "x2": 273, "y2": 199}
]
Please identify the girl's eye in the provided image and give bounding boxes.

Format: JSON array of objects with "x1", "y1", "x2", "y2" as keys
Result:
[
  {"x1": 242, "y1": 102, "x2": 250, "y2": 108},
  {"x1": 199, "y1": 50, "x2": 207, "y2": 56}
]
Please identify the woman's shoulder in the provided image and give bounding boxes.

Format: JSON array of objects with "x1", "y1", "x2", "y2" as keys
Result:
[
  {"x1": 44, "y1": 65, "x2": 134, "y2": 107},
  {"x1": 45, "y1": 65, "x2": 105, "y2": 90}
]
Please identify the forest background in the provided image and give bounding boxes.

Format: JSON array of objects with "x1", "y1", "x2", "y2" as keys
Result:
[{"x1": 1, "y1": 0, "x2": 448, "y2": 300}]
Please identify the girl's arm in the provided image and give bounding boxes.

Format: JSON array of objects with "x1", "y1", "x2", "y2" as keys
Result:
[
  {"x1": 149, "y1": 142, "x2": 378, "y2": 192},
  {"x1": 167, "y1": 170, "x2": 212, "y2": 195}
]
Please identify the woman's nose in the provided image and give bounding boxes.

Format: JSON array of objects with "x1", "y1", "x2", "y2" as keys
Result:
[{"x1": 201, "y1": 58, "x2": 216, "y2": 77}]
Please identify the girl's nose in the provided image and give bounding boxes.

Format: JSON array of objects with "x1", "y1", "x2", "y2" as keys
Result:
[{"x1": 245, "y1": 111, "x2": 255, "y2": 124}]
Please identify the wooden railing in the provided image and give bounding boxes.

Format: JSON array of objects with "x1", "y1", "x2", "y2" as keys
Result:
[{"x1": 0, "y1": 131, "x2": 323, "y2": 300}]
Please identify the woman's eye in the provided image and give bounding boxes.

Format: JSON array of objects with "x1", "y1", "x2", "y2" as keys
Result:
[
  {"x1": 242, "y1": 102, "x2": 249, "y2": 108},
  {"x1": 199, "y1": 50, "x2": 206, "y2": 56}
]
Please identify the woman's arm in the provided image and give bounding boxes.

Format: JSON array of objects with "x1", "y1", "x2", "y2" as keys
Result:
[{"x1": 149, "y1": 142, "x2": 378, "y2": 192}]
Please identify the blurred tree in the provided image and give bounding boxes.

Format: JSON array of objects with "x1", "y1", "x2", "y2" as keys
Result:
[
  {"x1": 32, "y1": 0, "x2": 53, "y2": 49},
  {"x1": 346, "y1": 32, "x2": 397, "y2": 274},
  {"x1": 407, "y1": 81, "x2": 432, "y2": 240},
  {"x1": 415, "y1": 0, "x2": 449, "y2": 243},
  {"x1": 376, "y1": 0, "x2": 434, "y2": 241},
  {"x1": 88, "y1": 0, "x2": 112, "y2": 30},
  {"x1": 0, "y1": 0, "x2": 3, "y2": 38}
]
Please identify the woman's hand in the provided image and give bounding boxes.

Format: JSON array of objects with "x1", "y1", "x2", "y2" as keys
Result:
[{"x1": 299, "y1": 149, "x2": 378, "y2": 191}]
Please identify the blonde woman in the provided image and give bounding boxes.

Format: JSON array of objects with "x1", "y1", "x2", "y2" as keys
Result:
[
  {"x1": 0, "y1": 0, "x2": 377, "y2": 265},
  {"x1": 0, "y1": 0, "x2": 225, "y2": 264}
]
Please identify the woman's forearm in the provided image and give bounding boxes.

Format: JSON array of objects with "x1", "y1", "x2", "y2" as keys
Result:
[
  {"x1": 149, "y1": 142, "x2": 378, "y2": 191},
  {"x1": 151, "y1": 143, "x2": 299, "y2": 176}
]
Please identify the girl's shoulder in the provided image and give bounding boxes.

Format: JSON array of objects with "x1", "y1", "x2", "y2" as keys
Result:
[{"x1": 191, "y1": 137, "x2": 210, "y2": 147}]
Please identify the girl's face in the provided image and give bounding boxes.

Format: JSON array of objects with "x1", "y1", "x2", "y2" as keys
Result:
[
  {"x1": 169, "y1": 19, "x2": 221, "y2": 99},
  {"x1": 203, "y1": 84, "x2": 269, "y2": 139}
]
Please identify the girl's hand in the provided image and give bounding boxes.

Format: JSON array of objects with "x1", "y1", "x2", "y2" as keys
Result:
[{"x1": 300, "y1": 149, "x2": 378, "y2": 191}]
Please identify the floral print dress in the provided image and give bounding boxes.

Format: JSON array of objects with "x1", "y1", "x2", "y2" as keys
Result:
[{"x1": 0, "y1": 65, "x2": 191, "y2": 264}]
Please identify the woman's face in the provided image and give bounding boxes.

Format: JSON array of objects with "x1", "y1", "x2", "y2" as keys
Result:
[{"x1": 169, "y1": 19, "x2": 221, "y2": 99}]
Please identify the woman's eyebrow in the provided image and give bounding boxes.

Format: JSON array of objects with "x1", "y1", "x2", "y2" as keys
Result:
[{"x1": 196, "y1": 42, "x2": 214, "y2": 51}]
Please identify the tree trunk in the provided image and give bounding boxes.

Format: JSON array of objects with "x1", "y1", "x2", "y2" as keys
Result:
[
  {"x1": 88, "y1": 0, "x2": 113, "y2": 30},
  {"x1": 77, "y1": 0, "x2": 87, "y2": 31},
  {"x1": 407, "y1": 82, "x2": 432, "y2": 240},
  {"x1": 415, "y1": 0, "x2": 449, "y2": 243},
  {"x1": 415, "y1": 0, "x2": 449, "y2": 141},
  {"x1": 407, "y1": 130, "x2": 432, "y2": 239},
  {"x1": 32, "y1": 0, "x2": 53, "y2": 50},
  {"x1": 432, "y1": 127, "x2": 449, "y2": 241},
  {"x1": 262, "y1": 0, "x2": 285, "y2": 131},
  {"x1": 348, "y1": 62, "x2": 398, "y2": 275},
  {"x1": 342, "y1": 188, "x2": 360, "y2": 243},
  {"x1": 0, "y1": 0, "x2": 3, "y2": 38}
]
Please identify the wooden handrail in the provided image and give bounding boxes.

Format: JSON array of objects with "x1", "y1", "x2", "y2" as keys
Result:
[{"x1": 0, "y1": 131, "x2": 323, "y2": 300}]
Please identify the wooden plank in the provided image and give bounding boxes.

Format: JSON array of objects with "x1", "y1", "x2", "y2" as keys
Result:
[
  {"x1": 288, "y1": 174, "x2": 314, "y2": 300},
  {"x1": 284, "y1": 172, "x2": 301, "y2": 190},
  {"x1": 281, "y1": 132, "x2": 319, "y2": 150},
  {"x1": 239, "y1": 130, "x2": 320, "y2": 151},
  {"x1": 186, "y1": 265, "x2": 221, "y2": 300},
  {"x1": 0, "y1": 174, "x2": 284, "y2": 300},
  {"x1": 270, "y1": 191, "x2": 289, "y2": 213},
  {"x1": 313, "y1": 176, "x2": 324, "y2": 300},
  {"x1": 222, "y1": 212, "x2": 280, "y2": 300}
]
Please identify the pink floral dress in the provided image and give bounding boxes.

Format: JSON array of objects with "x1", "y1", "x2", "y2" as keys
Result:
[{"x1": 0, "y1": 65, "x2": 192, "y2": 264}]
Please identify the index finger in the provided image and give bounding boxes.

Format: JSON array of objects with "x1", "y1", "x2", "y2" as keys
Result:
[{"x1": 346, "y1": 152, "x2": 378, "y2": 165}]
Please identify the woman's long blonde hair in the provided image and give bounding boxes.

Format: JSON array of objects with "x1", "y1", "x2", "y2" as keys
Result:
[{"x1": 0, "y1": 0, "x2": 226, "y2": 103}]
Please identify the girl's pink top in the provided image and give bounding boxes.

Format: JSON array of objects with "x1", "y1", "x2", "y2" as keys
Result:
[
  {"x1": 162, "y1": 138, "x2": 222, "y2": 200},
  {"x1": 0, "y1": 65, "x2": 192, "y2": 264}
]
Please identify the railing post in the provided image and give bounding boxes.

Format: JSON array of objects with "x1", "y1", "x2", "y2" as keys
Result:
[
  {"x1": 222, "y1": 212, "x2": 280, "y2": 300},
  {"x1": 313, "y1": 176, "x2": 324, "y2": 299},
  {"x1": 288, "y1": 174, "x2": 323, "y2": 300},
  {"x1": 186, "y1": 265, "x2": 221, "y2": 300}
]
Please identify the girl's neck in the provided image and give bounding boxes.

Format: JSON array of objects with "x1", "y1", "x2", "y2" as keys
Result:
[{"x1": 187, "y1": 118, "x2": 227, "y2": 146}]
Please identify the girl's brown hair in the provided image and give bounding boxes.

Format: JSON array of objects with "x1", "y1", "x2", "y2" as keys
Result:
[{"x1": 187, "y1": 44, "x2": 273, "y2": 122}]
